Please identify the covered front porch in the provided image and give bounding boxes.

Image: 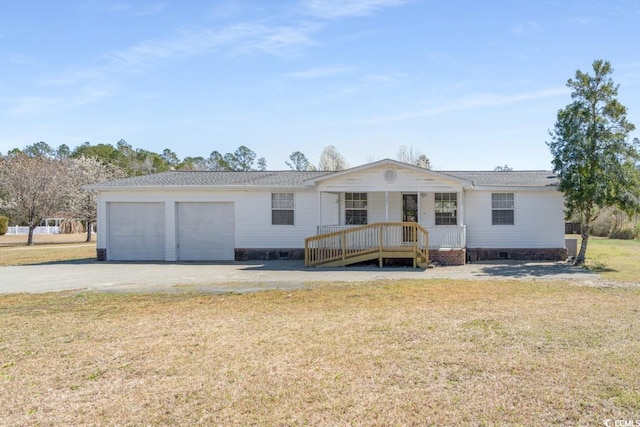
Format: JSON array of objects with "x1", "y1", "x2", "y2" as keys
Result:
[{"x1": 303, "y1": 160, "x2": 473, "y2": 267}]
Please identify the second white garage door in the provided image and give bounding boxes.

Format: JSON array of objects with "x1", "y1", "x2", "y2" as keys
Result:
[{"x1": 176, "y1": 202, "x2": 235, "y2": 261}]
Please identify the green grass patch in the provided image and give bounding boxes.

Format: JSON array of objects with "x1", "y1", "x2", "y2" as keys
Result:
[{"x1": 578, "y1": 236, "x2": 640, "y2": 282}]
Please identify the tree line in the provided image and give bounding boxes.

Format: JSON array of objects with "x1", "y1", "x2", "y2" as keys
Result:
[{"x1": 0, "y1": 141, "x2": 432, "y2": 244}]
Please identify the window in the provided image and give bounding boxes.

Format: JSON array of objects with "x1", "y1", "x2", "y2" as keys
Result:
[
  {"x1": 272, "y1": 193, "x2": 294, "y2": 225},
  {"x1": 435, "y1": 193, "x2": 457, "y2": 225},
  {"x1": 345, "y1": 192, "x2": 367, "y2": 225},
  {"x1": 492, "y1": 193, "x2": 514, "y2": 225}
]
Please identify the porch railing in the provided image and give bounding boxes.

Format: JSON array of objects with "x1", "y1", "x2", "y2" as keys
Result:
[
  {"x1": 317, "y1": 224, "x2": 465, "y2": 249},
  {"x1": 305, "y1": 222, "x2": 429, "y2": 267}
]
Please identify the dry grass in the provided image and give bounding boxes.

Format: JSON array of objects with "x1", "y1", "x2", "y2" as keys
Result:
[
  {"x1": 1, "y1": 281, "x2": 639, "y2": 426},
  {"x1": 0, "y1": 234, "x2": 95, "y2": 266}
]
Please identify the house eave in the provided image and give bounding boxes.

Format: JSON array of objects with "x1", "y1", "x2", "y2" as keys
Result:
[
  {"x1": 472, "y1": 185, "x2": 560, "y2": 191},
  {"x1": 86, "y1": 184, "x2": 311, "y2": 192}
]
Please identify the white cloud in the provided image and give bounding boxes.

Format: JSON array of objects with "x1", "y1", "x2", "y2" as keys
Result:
[
  {"x1": 1, "y1": 54, "x2": 39, "y2": 67},
  {"x1": 105, "y1": 2, "x2": 166, "y2": 16},
  {"x1": 6, "y1": 86, "x2": 113, "y2": 117},
  {"x1": 568, "y1": 17, "x2": 592, "y2": 25},
  {"x1": 319, "y1": 73, "x2": 402, "y2": 99},
  {"x1": 135, "y1": 3, "x2": 166, "y2": 16},
  {"x1": 5, "y1": 96, "x2": 58, "y2": 116},
  {"x1": 287, "y1": 66, "x2": 353, "y2": 79},
  {"x1": 108, "y1": 22, "x2": 320, "y2": 69},
  {"x1": 511, "y1": 20, "x2": 542, "y2": 36},
  {"x1": 304, "y1": 0, "x2": 408, "y2": 19},
  {"x1": 361, "y1": 87, "x2": 569, "y2": 123}
]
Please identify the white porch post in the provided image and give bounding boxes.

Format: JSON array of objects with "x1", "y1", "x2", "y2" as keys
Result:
[
  {"x1": 459, "y1": 190, "x2": 466, "y2": 248},
  {"x1": 458, "y1": 191, "x2": 464, "y2": 226},
  {"x1": 385, "y1": 191, "x2": 389, "y2": 221},
  {"x1": 317, "y1": 191, "x2": 322, "y2": 228},
  {"x1": 417, "y1": 192, "x2": 421, "y2": 225}
]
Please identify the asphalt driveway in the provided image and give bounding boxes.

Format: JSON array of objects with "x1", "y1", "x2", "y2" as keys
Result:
[{"x1": 0, "y1": 259, "x2": 603, "y2": 294}]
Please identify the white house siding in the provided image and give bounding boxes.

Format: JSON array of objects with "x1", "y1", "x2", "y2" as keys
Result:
[
  {"x1": 316, "y1": 164, "x2": 464, "y2": 193},
  {"x1": 465, "y1": 190, "x2": 565, "y2": 249},
  {"x1": 319, "y1": 192, "x2": 340, "y2": 227},
  {"x1": 420, "y1": 192, "x2": 435, "y2": 226},
  {"x1": 97, "y1": 188, "x2": 321, "y2": 261}
]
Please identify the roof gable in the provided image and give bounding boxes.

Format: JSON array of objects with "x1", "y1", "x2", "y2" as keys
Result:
[{"x1": 305, "y1": 159, "x2": 473, "y2": 190}]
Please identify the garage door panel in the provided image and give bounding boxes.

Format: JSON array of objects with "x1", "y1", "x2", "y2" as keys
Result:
[
  {"x1": 177, "y1": 202, "x2": 234, "y2": 261},
  {"x1": 108, "y1": 202, "x2": 165, "y2": 261}
]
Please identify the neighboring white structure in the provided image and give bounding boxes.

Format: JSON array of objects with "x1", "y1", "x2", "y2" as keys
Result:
[
  {"x1": 5, "y1": 218, "x2": 64, "y2": 235},
  {"x1": 88, "y1": 159, "x2": 567, "y2": 265}
]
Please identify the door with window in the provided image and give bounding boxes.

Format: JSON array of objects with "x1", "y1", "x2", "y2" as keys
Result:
[{"x1": 402, "y1": 194, "x2": 418, "y2": 243}]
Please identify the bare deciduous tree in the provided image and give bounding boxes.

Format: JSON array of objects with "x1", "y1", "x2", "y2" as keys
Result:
[
  {"x1": 0, "y1": 154, "x2": 72, "y2": 245},
  {"x1": 67, "y1": 156, "x2": 126, "y2": 242},
  {"x1": 396, "y1": 145, "x2": 431, "y2": 169},
  {"x1": 318, "y1": 145, "x2": 348, "y2": 171}
]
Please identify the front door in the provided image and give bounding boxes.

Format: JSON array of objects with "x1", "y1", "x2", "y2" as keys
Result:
[{"x1": 402, "y1": 194, "x2": 418, "y2": 243}]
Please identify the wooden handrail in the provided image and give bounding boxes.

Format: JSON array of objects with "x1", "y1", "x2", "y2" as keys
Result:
[{"x1": 305, "y1": 222, "x2": 429, "y2": 267}]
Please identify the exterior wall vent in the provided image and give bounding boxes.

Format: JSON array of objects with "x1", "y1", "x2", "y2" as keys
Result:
[{"x1": 384, "y1": 168, "x2": 397, "y2": 183}]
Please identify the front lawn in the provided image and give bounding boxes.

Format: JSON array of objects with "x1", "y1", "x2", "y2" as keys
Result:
[
  {"x1": 1, "y1": 281, "x2": 639, "y2": 426},
  {"x1": 0, "y1": 234, "x2": 96, "y2": 266}
]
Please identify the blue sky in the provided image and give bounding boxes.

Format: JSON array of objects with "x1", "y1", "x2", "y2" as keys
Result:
[{"x1": 1, "y1": 0, "x2": 639, "y2": 171}]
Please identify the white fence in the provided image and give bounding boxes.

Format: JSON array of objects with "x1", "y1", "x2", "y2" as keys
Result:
[{"x1": 5, "y1": 226, "x2": 60, "y2": 235}]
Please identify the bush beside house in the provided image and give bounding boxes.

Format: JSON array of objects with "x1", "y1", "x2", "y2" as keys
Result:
[{"x1": 0, "y1": 216, "x2": 8, "y2": 235}]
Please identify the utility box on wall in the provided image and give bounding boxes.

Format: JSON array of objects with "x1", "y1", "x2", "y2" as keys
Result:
[{"x1": 565, "y1": 238, "x2": 578, "y2": 258}]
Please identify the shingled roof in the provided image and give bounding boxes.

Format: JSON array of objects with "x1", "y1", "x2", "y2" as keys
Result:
[
  {"x1": 90, "y1": 170, "x2": 331, "y2": 188},
  {"x1": 441, "y1": 171, "x2": 558, "y2": 188},
  {"x1": 89, "y1": 168, "x2": 557, "y2": 189}
]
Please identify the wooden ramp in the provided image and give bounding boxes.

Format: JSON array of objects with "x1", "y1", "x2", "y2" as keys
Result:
[{"x1": 304, "y1": 222, "x2": 429, "y2": 268}]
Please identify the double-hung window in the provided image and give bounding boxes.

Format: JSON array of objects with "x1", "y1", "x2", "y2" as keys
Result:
[
  {"x1": 492, "y1": 193, "x2": 514, "y2": 225},
  {"x1": 272, "y1": 193, "x2": 294, "y2": 225},
  {"x1": 345, "y1": 193, "x2": 367, "y2": 225},
  {"x1": 435, "y1": 193, "x2": 457, "y2": 225}
]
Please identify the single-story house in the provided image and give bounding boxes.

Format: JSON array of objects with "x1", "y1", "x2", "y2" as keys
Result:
[{"x1": 88, "y1": 159, "x2": 567, "y2": 266}]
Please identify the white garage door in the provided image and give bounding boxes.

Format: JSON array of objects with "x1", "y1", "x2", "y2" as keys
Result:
[
  {"x1": 176, "y1": 202, "x2": 235, "y2": 261},
  {"x1": 108, "y1": 202, "x2": 165, "y2": 261}
]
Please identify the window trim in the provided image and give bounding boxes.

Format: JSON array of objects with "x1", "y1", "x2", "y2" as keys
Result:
[
  {"x1": 491, "y1": 193, "x2": 514, "y2": 225},
  {"x1": 271, "y1": 192, "x2": 295, "y2": 225},
  {"x1": 345, "y1": 192, "x2": 368, "y2": 225},
  {"x1": 434, "y1": 192, "x2": 458, "y2": 226}
]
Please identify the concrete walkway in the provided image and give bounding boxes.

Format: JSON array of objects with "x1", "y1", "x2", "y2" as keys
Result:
[{"x1": 0, "y1": 259, "x2": 602, "y2": 294}]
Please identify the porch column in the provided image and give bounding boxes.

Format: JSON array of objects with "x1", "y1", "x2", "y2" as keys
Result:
[
  {"x1": 385, "y1": 191, "x2": 389, "y2": 221},
  {"x1": 317, "y1": 191, "x2": 322, "y2": 228},
  {"x1": 458, "y1": 191, "x2": 464, "y2": 226},
  {"x1": 459, "y1": 190, "x2": 466, "y2": 248}
]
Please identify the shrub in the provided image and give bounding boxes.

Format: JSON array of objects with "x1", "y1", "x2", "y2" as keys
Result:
[
  {"x1": 59, "y1": 218, "x2": 84, "y2": 234},
  {"x1": 590, "y1": 215, "x2": 613, "y2": 237},
  {"x1": 0, "y1": 215, "x2": 8, "y2": 235},
  {"x1": 609, "y1": 227, "x2": 637, "y2": 240}
]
